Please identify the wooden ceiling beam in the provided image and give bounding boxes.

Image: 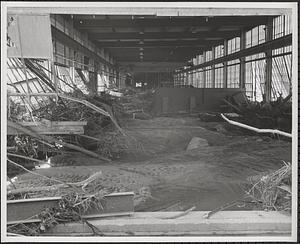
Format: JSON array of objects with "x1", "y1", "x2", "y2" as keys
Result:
[
  {"x1": 97, "y1": 39, "x2": 223, "y2": 48},
  {"x1": 90, "y1": 30, "x2": 238, "y2": 40},
  {"x1": 74, "y1": 16, "x2": 269, "y2": 29}
]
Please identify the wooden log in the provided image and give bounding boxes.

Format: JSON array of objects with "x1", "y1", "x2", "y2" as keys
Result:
[{"x1": 7, "y1": 121, "x2": 111, "y2": 162}]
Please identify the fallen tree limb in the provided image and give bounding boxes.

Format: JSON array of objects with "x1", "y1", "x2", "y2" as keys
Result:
[
  {"x1": 58, "y1": 94, "x2": 110, "y2": 117},
  {"x1": 220, "y1": 113, "x2": 292, "y2": 138},
  {"x1": 7, "y1": 121, "x2": 111, "y2": 162},
  {"x1": 87, "y1": 97, "x2": 126, "y2": 136},
  {"x1": 59, "y1": 94, "x2": 126, "y2": 136}
]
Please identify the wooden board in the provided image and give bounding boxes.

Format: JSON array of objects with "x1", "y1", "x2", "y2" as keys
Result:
[
  {"x1": 45, "y1": 211, "x2": 291, "y2": 236},
  {"x1": 7, "y1": 121, "x2": 87, "y2": 135},
  {"x1": 7, "y1": 192, "x2": 134, "y2": 224}
]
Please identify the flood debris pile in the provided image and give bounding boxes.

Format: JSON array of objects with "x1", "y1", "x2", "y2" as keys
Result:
[
  {"x1": 223, "y1": 92, "x2": 292, "y2": 133},
  {"x1": 7, "y1": 191, "x2": 107, "y2": 236},
  {"x1": 117, "y1": 87, "x2": 155, "y2": 120},
  {"x1": 246, "y1": 161, "x2": 292, "y2": 214},
  {"x1": 7, "y1": 88, "x2": 143, "y2": 177}
]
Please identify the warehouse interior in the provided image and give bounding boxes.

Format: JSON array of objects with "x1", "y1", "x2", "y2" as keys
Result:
[{"x1": 5, "y1": 6, "x2": 294, "y2": 237}]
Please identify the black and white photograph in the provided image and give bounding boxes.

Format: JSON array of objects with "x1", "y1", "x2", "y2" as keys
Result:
[{"x1": 1, "y1": 1, "x2": 298, "y2": 242}]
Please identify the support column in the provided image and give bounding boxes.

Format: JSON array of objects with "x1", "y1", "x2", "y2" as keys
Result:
[
  {"x1": 211, "y1": 46, "x2": 215, "y2": 88},
  {"x1": 239, "y1": 28, "x2": 246, "y2": 89},
  {"x1": 202, "y1": 52, "x2": 206, "y2": 88},
  {"x1": 223, "y1": 39, "x2": 228, "y2": 88},
  {"x1": 265, "y1": 17, "x2": 273, "y2": 102}
]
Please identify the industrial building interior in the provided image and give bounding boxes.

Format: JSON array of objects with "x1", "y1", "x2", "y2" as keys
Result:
[{"x1": 5, "y1": 6, "x2": 294, "y2": 237}]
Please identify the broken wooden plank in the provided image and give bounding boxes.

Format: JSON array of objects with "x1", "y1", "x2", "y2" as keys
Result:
[
  {"x1": 7, "y1": 121, "x2": 87, "y2": 135},
  {"x1": 7, "y1": 192, "x2": 134, "y2": 225}
]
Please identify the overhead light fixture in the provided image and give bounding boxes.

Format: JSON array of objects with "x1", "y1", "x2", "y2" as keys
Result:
[
  {"x1": 139, "y1": 31, "x2": 144, "y2": 35},
  {"x1": 139, "y1": 47, "x2": 144, "y2": 51},
  {"x1": 79, "y1": 20, "x2": 83, "y2": 24},
  {"x1": 139, "y1": 40, "x2": 144, "y2": 45}
]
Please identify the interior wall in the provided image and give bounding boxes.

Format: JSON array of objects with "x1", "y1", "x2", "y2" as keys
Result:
[{"x1": 152, "y1": 87, "x2": 245, "y2": 114}]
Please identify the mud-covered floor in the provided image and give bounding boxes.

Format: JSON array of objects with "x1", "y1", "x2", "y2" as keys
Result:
[{"x1": 12, "y1": 116, "x2": 292, "y2": 212}]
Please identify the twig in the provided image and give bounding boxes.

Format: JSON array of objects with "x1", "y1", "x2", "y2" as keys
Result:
[
  {"x1": 83, "y1": 219, "x2": 104, "y2": 236},
  {"x1": 161, "y1": 206, "x2": 196, "y2": 219},
  {"x1": 77, "y1": 134, "x2": 102, "y2": 142},
  {"x1": 220, "y1": 113, "x2": 292, "y2": 138},
  {"x1": 202, "y1": 199, "x2": 243, "y2": 219}
]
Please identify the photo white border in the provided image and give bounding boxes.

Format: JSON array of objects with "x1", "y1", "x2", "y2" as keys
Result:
[{"x1": 1, "y1": 1, "x2": 298, "y2": 242}]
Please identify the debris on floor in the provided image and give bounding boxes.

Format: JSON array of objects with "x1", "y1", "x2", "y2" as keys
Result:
[
  {"x1": 245, "y1": 161, "x2": 291, "y2": 213},
  {"x1": 186, "y1": 137, "x2": 209, "y2": 150},
  {"x1": 223, "y1": 92, "x2": 292, "y2": 133}
]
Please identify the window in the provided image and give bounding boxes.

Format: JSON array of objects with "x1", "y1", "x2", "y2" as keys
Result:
[
  {"x1": 214, "y1": 45, "x2": 224, "y2": 58},
  {"x1": 215, "y1": 64, "x2": 224, "y2": 88},
  {"x1": 227, "y1": 37, "x2": 240, "y2": 54},
  {"x1": 227, "y1": 59, "x2": 240, "y2": 88},
  {"x1": 245, "y1": 53, "x2": 266, "y2": 101}
]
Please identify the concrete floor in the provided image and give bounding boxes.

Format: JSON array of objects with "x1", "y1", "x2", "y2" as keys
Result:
[{"x1": 13, "y1": 117, "x2": 292, "y2": 212}]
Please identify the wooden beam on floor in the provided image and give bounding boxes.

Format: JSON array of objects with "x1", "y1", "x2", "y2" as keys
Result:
[
  {"x1": 44, "y1": 211, "x2": 291, "y2": 236},
  {"x1": 7, "y1": 192, "x2": 134, "y2": 225},
  {"x1": 7, "y1": 121, "x2": 88, "y2": 135}
]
